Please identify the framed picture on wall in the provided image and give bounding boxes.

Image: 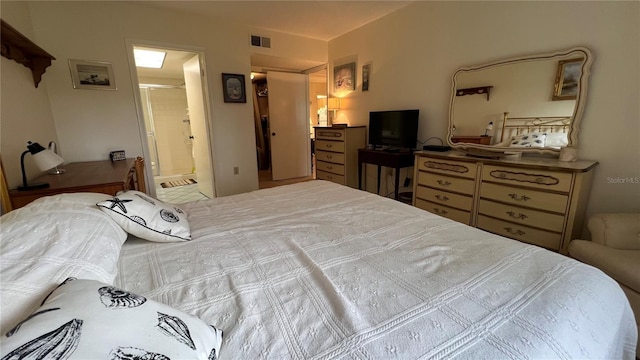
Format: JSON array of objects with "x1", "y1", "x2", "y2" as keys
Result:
[
  {"x1": 222, "y1": 73, "x2": 246, "y2": 103},
  {"x1": 552, "y1": 58, "x2": 582, "y2": 100},
  {"x1": 333, "y1": 62, "x2": 356, "y2": 92},
  {"x1": 362, "y1": 63, "x2": 371, "y2": 92},
  {"x1": 68, "y1": 59, "x2": 116, "y2": 90}
]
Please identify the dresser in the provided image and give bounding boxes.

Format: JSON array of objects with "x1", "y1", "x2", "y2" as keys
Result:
[
  {"x1": 314, "y1": 126, "x2": 366, "y2": 188},
  {"x1": 412, "y1": 151, "x2": 598, "y2": 254},
  {"x1": 8, "y1": 158, "x2": 145, "y2": 210}
]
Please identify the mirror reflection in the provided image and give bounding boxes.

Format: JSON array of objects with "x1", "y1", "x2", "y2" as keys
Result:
[{"x1": 448, "y1": 47, "x2": 592, "y2": 153}]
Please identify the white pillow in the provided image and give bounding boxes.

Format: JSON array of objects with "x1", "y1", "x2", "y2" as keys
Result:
[
  {"x1": 1, "y1": 278, "x2": 223, "y2": 359},
  {"x1": 509, "y1": 132, "x2": 547, "y2": 147},
  {"x1": 544, "y1": 132, "x2": 569, "y2": 148},
  {"x1": 97, "y1": 190, "x2": 191, "y2": 242},
  {"x1": 1, "y1": 195, "x2": 127, "y2": 335}
]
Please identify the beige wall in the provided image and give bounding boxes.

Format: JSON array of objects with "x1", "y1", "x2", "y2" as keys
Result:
[
  {"x1": 329, "y1": 1, "x2": 640, "y2": 218},
  {"x1": 1, "y1": 2, "x2": 59, "y2": 189},
  {"x1": 2, "y1": 1, "x2": 327, "y2": 196}
]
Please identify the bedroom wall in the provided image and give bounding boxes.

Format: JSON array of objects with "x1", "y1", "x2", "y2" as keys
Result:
[
  {"x1": 0, "y1": 2, "x2": 60, "y2": 189},
  {"x1": 4, "y1": 1, "x2": 327, "y2": 196},
  {"x1": 328, "y1": 1, "x2": 640, "y2": 221}
]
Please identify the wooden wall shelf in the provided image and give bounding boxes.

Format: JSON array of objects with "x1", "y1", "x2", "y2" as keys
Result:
[
  {"x1": 456, "y1": 86, "x2": 493, "y2": 101},
  {"x1": 1, "y1": 19, "x2": 55, "y2": 88}
]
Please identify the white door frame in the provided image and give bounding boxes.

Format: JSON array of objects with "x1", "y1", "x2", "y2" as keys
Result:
[{"x1": 125, "y1": 39, "x2": 217, "y2": 198}]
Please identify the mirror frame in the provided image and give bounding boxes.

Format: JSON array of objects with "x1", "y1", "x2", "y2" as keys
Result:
[{"x1": 447, "y1": 47, "x2": 593, "y2": 155}]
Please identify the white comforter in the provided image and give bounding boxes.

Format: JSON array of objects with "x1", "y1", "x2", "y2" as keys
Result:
[{"x1": 115, "y1": 181, "x2": 636, "y2": 359}]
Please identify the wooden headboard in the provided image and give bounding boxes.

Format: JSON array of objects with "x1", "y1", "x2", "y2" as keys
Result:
[
  {"x1": 499, "y1": 112, "x2": 571, "y2": 144},
  {"x1": 1, "y1": 157, "x2": 12, "y2": 214}
]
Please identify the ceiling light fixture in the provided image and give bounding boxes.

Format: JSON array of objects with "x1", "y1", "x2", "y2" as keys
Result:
[{"x1": 134, "y1": 49, "x2": 166, "y2": 69}]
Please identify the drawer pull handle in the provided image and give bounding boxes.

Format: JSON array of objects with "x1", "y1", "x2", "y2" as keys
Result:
[
  {"x1": 327, "y1": 166, "x2": 333, "y2": 170},
  {"x1": 327, "y1": 155, "x2": 333, "y2": 159},
  {"x1": 327, "y1": 144, "x2": 333, "y2": 148},
  {"x1": 508, "y1": 193, "x2": 531, "y2": 201},
  {"x1": 435, "y1": 195, "x2": 450, "y2": 202},
  {"x1": 327, "y1": 175, "x2": 333, "y2": 179},
  {"x1": 433, "y1": 208, "x2": 448, "y2": 216},
  {"x1": 504, "y1": 227, "x2": 526, "y2": 236},
  {"x1": 437, "y1": 180, "x2": 452, "y2": 186},
  {"x1": 506, "y1": 211, "x2": 528, "y2": 220}
]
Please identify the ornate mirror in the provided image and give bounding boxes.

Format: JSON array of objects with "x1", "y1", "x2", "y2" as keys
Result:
[{"x1": 448, "y1": 47, "x2": 593, "y2": 155}]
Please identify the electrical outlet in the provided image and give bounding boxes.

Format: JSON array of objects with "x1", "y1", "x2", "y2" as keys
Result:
[{"x1": 233, "y1": 166, "x2": 239, "y2": 175}]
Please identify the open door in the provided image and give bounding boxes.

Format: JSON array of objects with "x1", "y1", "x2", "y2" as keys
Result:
[
  {"x1": 183, "y1": 55, "x2": 215, "y2": 198},
  {"x1": 268, "y1": 71, "x2": 310, "y2": 181}
]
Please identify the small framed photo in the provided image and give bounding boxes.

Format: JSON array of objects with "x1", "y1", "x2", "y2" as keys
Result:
[
  {"x1": 552, "y1": 58, "x2": 582, "y2": 100},
  {"x1": 334, "y1": 62, "x2": 356, "y2": 92},
  {"x1": 222, "y1": 73, "x2": 246, "y2": 103},
  {"x1": 362, "y1": 63, "x2": 371, "y2": 92},
  {"x1": 68, "y1": 59, "x2": 116, "y2": 90}
]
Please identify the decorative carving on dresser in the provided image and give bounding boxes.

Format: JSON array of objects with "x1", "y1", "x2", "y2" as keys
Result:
[
  {"x1": 488, "y1": 170, "x2": 561, "y2": 186},
  {"x1": 423, "y1": 160, "x2": 470, "y2": 174}
]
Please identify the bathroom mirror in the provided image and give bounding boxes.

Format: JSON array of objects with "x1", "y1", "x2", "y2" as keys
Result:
[{"x1": 448, "y1": 47, "x2": 592, "y2": 155}]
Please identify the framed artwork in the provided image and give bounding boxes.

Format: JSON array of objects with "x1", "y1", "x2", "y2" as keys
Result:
[
  {"x1": 68, "y1": 59, "x2": 116, "y2": 90},
  {"x1": 222, "y1": 73, "x2": 246, "y2": 103},
  {"x1": 362, "y1": 63, "x2": 371, "y2": 92},
  {"x1": 333, "y1": 62, "x2": 356, "y2": 92},
  {"x1": 552, "y1": 58, "x2": 582, "y2": 100}
]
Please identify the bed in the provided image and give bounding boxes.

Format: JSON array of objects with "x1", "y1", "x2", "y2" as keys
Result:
[
  {"x1": 1, "y1": 180, "x2": 637, "y2": 359},
  {"x1": 495, "y1": 112, "x2": 571, "y2": 149}
]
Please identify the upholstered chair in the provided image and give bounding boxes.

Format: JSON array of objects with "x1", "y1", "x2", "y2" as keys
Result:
[{"x1": 569, "y1": 213, "x2": 640, "y2": 357}]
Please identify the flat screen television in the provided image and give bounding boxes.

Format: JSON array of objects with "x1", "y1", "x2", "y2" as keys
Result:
[{"x1": 368, "y1": 109, "x2": 419, "y2": 149}]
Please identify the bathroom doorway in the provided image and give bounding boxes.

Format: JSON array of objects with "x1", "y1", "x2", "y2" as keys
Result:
[{"x1": 129, "y1": 43, "x2": 216, "y2": 200}]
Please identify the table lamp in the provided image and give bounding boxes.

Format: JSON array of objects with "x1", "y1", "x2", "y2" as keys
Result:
[
  {"x1": 483, "y1": 121, "x2": 494, "y2": 137},
  {"x1": 18, "y1": 141, "x2": 64, "y2": 191},
  {"x1": 48, "y1": 141, "x2": 66, "y2": 174}
]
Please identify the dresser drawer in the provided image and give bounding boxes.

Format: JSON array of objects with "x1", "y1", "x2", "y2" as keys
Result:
[
  {"x1": 315, "y1": 150, "x2": 345, "y2": 164},
  {"x1": 477, "y1": 215, "x2": 561, "y2": 250},
  {"x1": 417, "y1": 158, "x2": 477, "y2": 179},
  {"x1": 482, "y1": 165, "x2": 573, "y2": 192},
  {"x1": 415, "y1": 199, "x2": 471, "y2": 225},
  {"x1": 478, "y1": 199, "x2": 565, "y2": 232},
  {"x1": 417, "y1": 172, "x2": 475, "y2": 195},
  {"x1": 316, "y1": 170, "x2": 345, "y2": 185},
  {"x1": 316, "y1": 140, "x2": 345, "y2": 153},
  {"x1": 315, "y1": 129, "x2": 345, "y2": 141},
  {"x1": 415, "y1": 185, "x2": 473, "y2": 211},
  {"x1": 316, "y1": 161, "x2": 345, "y2": 175},
  {"x1": 480, "y1": 182, "x2": 568, "y2": 213}
]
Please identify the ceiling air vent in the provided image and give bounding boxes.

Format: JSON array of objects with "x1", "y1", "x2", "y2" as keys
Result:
[{"x1": 250, "y1": 35, "x2": 271, "y2": 48}]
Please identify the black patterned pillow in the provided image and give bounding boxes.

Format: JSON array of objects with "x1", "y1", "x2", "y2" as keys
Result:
[
  {"x1": 1, "y1": 278, "x2": 222, "y2": 359},
  {"x1": 509, "y1": 132, "x2": 547, "y2": 147},
  {"x1": 97, "y1": 190, "x2": 190, "y2": 242}
]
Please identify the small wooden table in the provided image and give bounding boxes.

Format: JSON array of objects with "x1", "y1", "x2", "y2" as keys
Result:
[
  {"x1": 358, "y1": 148, "x2": 415, "y2": 200},
  {"x1": 9, "y1": 158, "x2": 140, "y2": 209}
]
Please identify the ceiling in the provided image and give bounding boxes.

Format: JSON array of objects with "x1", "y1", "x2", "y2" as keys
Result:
[
  {"x1": 133, "y1": 1, "x2": 410, "y2": 82},
  {"x1": 138, "y1": 1, "x2": 411, "y2": 42}
]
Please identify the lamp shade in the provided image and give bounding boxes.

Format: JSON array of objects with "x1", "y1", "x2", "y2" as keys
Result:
[
  {"x1": 328, "y1": 97, "x2": 341, "y2": 110},
  {"x1": 32, "y1": 148, "x2": 64, "y2": 171}
]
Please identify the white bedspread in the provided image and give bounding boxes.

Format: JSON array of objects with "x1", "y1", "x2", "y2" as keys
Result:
[{"x1": 115, "y1": 181, "x2": 637, "y2": 359}]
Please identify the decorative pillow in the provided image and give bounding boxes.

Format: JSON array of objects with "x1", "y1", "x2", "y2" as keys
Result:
[
  {"x1": 544, "y1": 132, "x2": 569, "y2": 148},
  {"x1": 97, "y1": 190, "x2": 191, "y2": 242},
  {"x1": 1, "y1": 278, "x2": 223, "y2": 359},
  {"x1": 509, "y1": 132, "x2": 547, "y2": 147}
]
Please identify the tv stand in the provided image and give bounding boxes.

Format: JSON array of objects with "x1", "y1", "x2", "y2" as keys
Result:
[{"x1": 358, "y1": 148, "x2": 414, "y2": 200}]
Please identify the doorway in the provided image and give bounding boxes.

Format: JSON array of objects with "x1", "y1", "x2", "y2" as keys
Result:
[{"x1": 129, "y1": 44, "x2": 216, "y2": 201}]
